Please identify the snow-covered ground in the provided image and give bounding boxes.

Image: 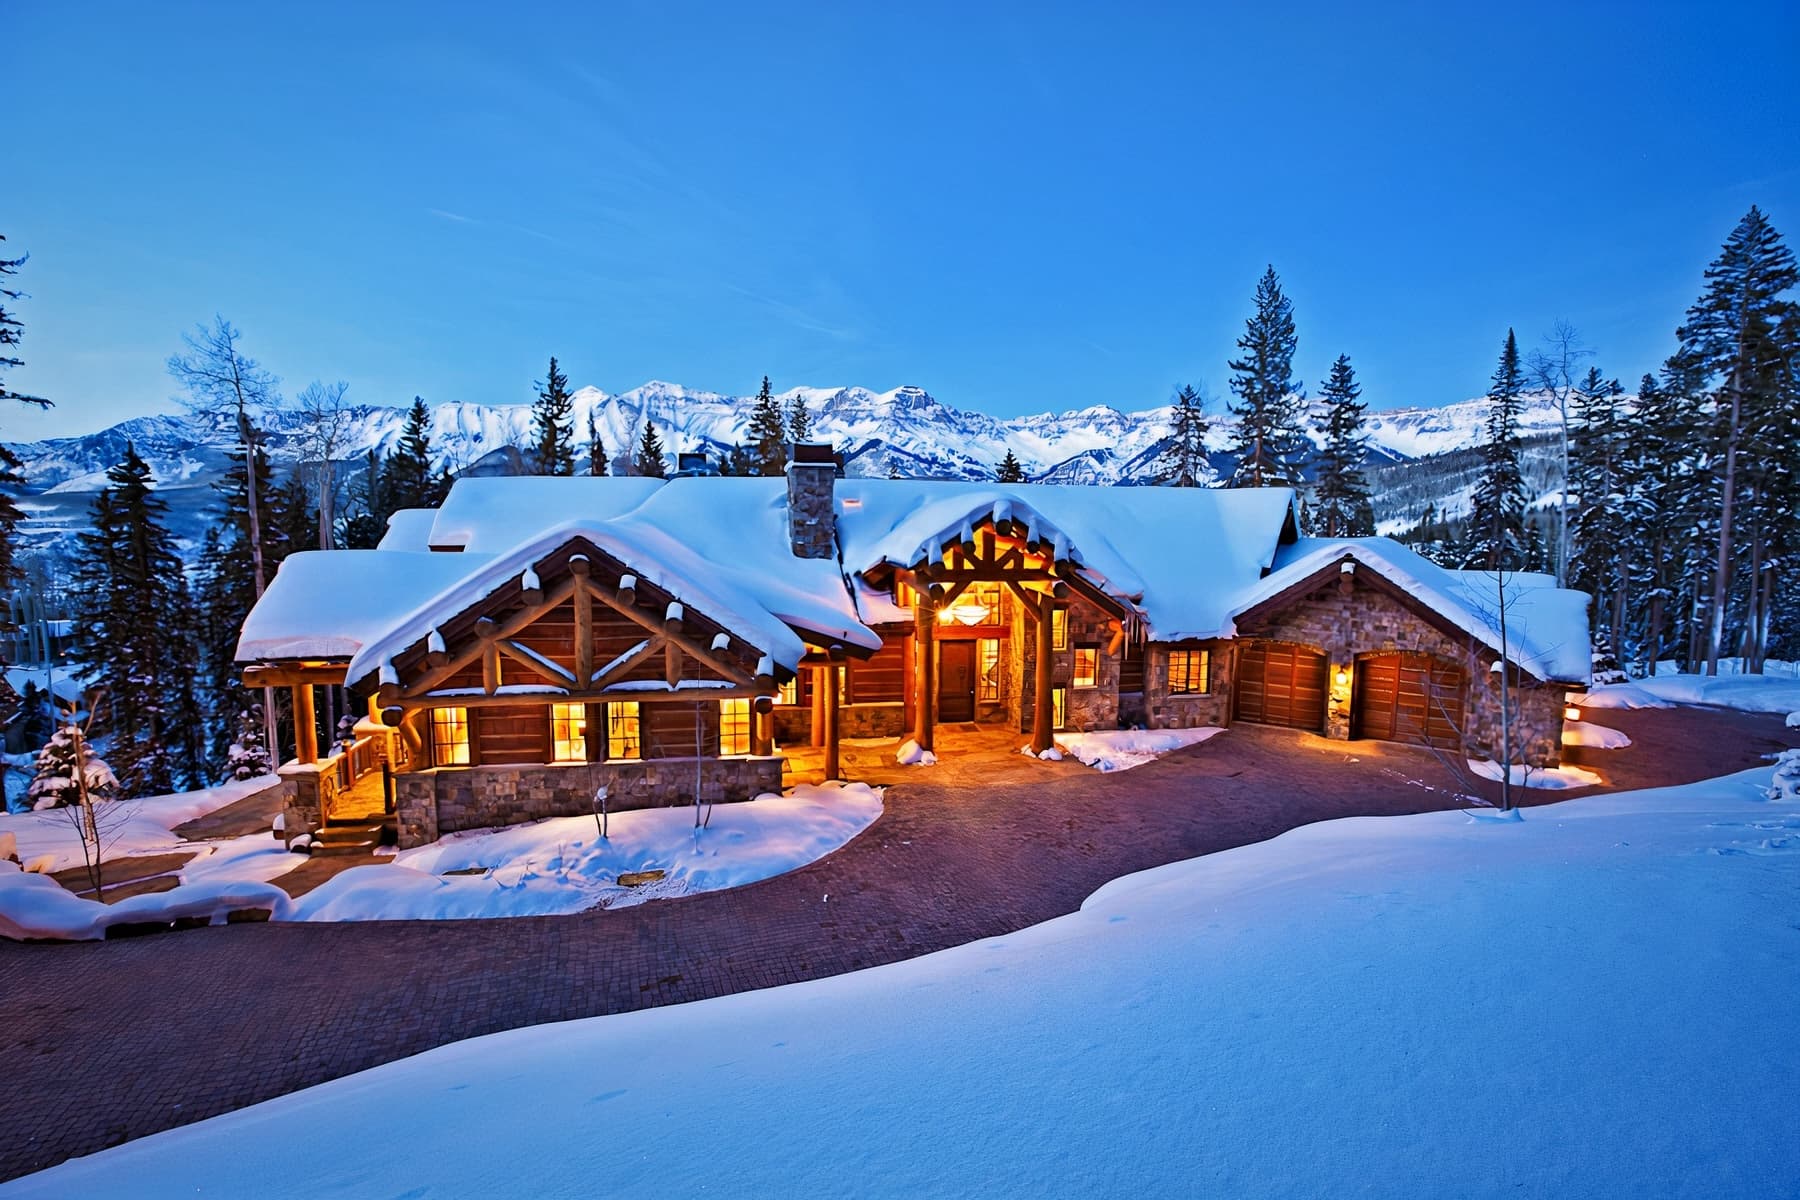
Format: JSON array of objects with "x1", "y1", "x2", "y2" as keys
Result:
[
  {"x1": 11, "y1": 760, "x2": 1795, "y2": 1198},
  {"x1": 1467, "y1": 758, "x2": 1604, "y2": 789},
  {"x1": 287, "y1": 782, "x2": 881, "y2": 922},
  {"x1": 0, "y1": 775, "x2": 279, "y2": 873},
  {"x1": 1561, "y1": 718, "x2": 1632, "y2": 749},
  {"x1": 1055, "y1": 726, "x2": 1223, "y2": 771},
  {"x1": 1583, "y1": 671, "x2": 1800, "y2": 718}
]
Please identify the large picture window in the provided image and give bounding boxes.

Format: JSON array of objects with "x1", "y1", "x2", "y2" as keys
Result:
[
  {"x1": 1073, "y1": 645, "x2": 1099, "y2": 688},
  {"x1": 607, "y1": 701, "x2": 642, "y2": 761},
  {"x1": 431, "y1": 707, "x2": 471, "y2": 766},
  {"x1": 977, "y1": 638, "x2": 1000, "y2": 702},
  {"x1": 550, "y1": 702, "x2": 587, "y2": 762},
  {"x1": 1167, "y1": 649, "x2": 1211, "y2": 695},
  {"x1": 1051, "y1": 686, "x2": 1067, "y2": 732},
  {"x1": 719, "y1": 698, "x2": 751, "y2": 756},
  {"x1": 1051, "y1": 607, "x2": 1069, "y2": 651}
]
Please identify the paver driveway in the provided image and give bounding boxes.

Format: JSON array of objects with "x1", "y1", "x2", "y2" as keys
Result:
[{"x1": 0, "y1": 706, "x2": 1791, "y2": 1182}]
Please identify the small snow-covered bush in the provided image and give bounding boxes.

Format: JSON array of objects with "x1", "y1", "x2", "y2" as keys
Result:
[
  {"x1": 895, "y1": 739, "x2": 937, "y2": 767},
  {"x1": 26, "y1": 725, "x2": 118, "y2": 810},
  {"x1": 1767, "y1": 750, "x2": 1800, "y2": 804},
  {"x1": 226, "y1": 705, "x2": 273, "y2": 780}
]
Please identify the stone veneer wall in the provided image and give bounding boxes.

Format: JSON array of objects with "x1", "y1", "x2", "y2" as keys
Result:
[
  {"x1": 394, "y1": 756, "x2": 784, "y2": 848},
  {"x1": 1237, "y1": 573, "x2": 1568, "y2": 766},
  {"x1": 1009, "y1": 597, "x2": 1120, "y2": 733},
  {"x1": 1142, "y1": 641, "x2": 1234, "y2": 730},
  {"x1": 772, "y1": 701, "x2": 906, "y2": 743}
]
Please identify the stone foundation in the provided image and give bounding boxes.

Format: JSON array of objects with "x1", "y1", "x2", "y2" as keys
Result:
[
  {"x1": 772, "y1": 702, "x2": 906, "y2": 744},
  {"x1": 1142, "y1": 642, "x2": 1233, "y2": 730},
  {"x1": 394, "y1": 756, "x2": 784, "y2": 848}
]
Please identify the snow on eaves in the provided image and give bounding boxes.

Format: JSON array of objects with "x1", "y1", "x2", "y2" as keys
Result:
[
  {"x1": 236, "y1": 551, "x2": 493, "y2": 662},
  {"x1": 424, "y1": 476, "x2": 667, "y2": 552},
  {"x1": 376, "y1": 508, "x2": 441, "y2": 552},
  {"x1": 1234, "y1": 537, "x2": 1592, "y2": 683}
]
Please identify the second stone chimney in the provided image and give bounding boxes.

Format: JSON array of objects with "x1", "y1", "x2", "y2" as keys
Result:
[{"x1": 786, "y1": 443, "x2": 838, "y2": 559}]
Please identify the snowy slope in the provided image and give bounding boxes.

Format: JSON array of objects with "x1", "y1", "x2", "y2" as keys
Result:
[{"x1": 7, "y1": 762, "x2": 1794, "y2": 1197}]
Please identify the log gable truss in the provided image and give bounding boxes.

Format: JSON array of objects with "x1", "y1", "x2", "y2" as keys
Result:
[{"x1": 360, "y1": 536, "x2": 781, "y2": 718}]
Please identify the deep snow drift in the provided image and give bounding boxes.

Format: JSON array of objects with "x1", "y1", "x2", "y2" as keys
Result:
[{"x1": 10, "y1": 761, "x2": 1796, "y2": 1198}]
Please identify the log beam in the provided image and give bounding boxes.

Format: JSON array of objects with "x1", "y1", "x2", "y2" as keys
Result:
[
  {"x1": 821, "y1": 659, "x2": 842, "y2": 781},
  {"x1": 913, "y1": 593, "x2": 936, "y2": 751},
  {"x1": 574, "y1": 580, "x2": 594, "y2": 689}
]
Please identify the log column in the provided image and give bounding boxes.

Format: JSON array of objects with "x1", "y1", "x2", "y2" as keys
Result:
[
  {"x1": 751, "y1": 697, "x2": 774, "y2": 757},
  {"x1": 821, "y1": 661, "x2": 842, "y2": 781},
  {"x1": 292, "y1": 683, "x2": 319, "y2": 765},
  {"x1": 811, "y1": 664, "x2": 827, "y2": 748},
  {"x1": 913, "y1": 594, "x2": 937, "y2": 751},
  {"x1": 1030, "y1": 596, "x2": 1055, "y2": 755}
]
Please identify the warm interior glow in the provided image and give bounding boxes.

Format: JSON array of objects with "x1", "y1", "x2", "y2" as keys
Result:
[
  {"x1": 1564, "y1": 705, "x2": 1582, "y2": 721},
  {"x1": 1335, "y1": 666, "x2": 1351, "y2": 686}
]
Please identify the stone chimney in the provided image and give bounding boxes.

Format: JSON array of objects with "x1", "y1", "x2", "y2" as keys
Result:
[{"x1": 786, "y1": 443, "x2": 838, "y2": 559}]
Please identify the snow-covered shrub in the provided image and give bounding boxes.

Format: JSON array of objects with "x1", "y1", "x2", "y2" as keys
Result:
[
  {"x1": 1590, "y1": 631, "x2": 1628, "y2": 687},
  {"x1": 226, "y1": 705, "x2": 273, "y2": 780},
  {"x1": 26, "y1": 725, "x2": 118, "y2": 810},
  {"x1": 1767, "y1": 749, "x2": 1800, "y2": 804}
]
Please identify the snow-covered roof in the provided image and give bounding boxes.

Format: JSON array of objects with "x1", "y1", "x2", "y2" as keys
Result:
[
  {"x1": 343, "y1": 514, "x2": 826, "y2": 690},
  {"x1": 1234, "y1": 538, "x2": 1592, "y2": 683},
  {"x1": 3, "y1": 665, "x2": 87, "y2": 706},
  {"x1": 236, "y1": 551, "x2": 491, "y2": 661},
  {"x1": 835, "y1": 480, "x2": 1297, "y2": 641},
  {"x1": 377, "y1": 509, "x2": 441, "y2": 551},
  {"x1": 425, "y1": 476, "x2": 667, "y2": 552}
]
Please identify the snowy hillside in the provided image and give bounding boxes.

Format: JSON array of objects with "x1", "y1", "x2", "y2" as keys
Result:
[{"x1": 2, "y1": 381, "x2": 1586, "y2": 559}]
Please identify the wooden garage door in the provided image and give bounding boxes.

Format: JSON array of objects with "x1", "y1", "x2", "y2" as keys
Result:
[
  {"x1": 1233, "y1": 641, "x2": 1328, "y2": 731},
  {"x1": 1352, "y1": 652, "x2": 1466, "y2": 749}
]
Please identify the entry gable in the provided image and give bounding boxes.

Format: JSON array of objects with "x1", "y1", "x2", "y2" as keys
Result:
[{"x1": 345, "y1": 528, "x2": 791, "y2": 707}]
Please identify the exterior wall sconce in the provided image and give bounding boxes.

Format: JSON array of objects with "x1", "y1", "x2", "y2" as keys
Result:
[
  {"x1": 1334, "y1": 665, "x2": 1351, "y2": 687},
  {"x1": 1563, "y1": 705, "x2": 1582, "y2": 722}
]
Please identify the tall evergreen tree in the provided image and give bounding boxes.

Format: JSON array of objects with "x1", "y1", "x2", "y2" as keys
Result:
[
  {"x1": 71, "y1": 445, "x2": 204, "y2": 794},
  {"x1": 1465, "y1": 329, "x2": 1529, "y2": 571},
  {"x1": 1674, "y1": 206, "x2": 1798, "y2": 673},
  {"x1": 587, "y1": 409, "x2": 609, "y2": 476},
  {"x1": 385, "y1": 397, "x2": 443, "y2": 510},
  {"x1": 338, "y1": 450, "x2": 388, "y2": 549},
  {"x1": 1310, "y1": 355, "x2": 1373, "y2": 537},
  {"x1": 0, "y1": 235, "x2": 51, "y2": 411},
  {"x1": 1157, "y1": 384, "x2": 1211, "y2": 487},
  {"x1": 788, "y1": 391, "x2": 812, "y2": 444},
  {"x1": 1569, "y1": 367, "x2": 1628, "y2": 655},
  {"x1": 530, "y1": 356, "x2": 577, "y2": 475},
  {"x1": 995, "y1": 449, "x2": 1027, "y2": 483},
  {"x1": 747, "y1": 376, "x2": 787, "y2": 476},
  {"x1": 271, "y1": 466, "x2": 318, "y2": 560},
  {"x1": 1227, "y1": 266, "x2": 1307, "y2": 487},
  {"x1": 635, "y1": 419, "x2": 668, "y2": 479}
]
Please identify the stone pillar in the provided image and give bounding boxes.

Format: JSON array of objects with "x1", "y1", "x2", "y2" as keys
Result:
[
  {"x1": 913, "y1": 595, "x2": 936, "y2": 751},
  {"x1": 822, "y1": 661, "x2": 842, "y2": 781}
]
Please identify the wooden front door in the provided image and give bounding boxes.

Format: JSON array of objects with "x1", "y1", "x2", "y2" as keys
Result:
[
  {"x1": 1233, "y1": 640, "x2": 1328, "y2": 731},
  {"x1": 1353, "y1": 652, "x2": 1466, "y2": 749},
  {"x1": 937, "y1": 641, "x2": 977, "y2": 723}
]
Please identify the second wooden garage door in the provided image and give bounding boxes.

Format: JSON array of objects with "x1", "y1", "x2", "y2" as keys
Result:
[
  {"x1": 1233, "y1": 641, "x2": 1328, "y2": 731},
  {"x1": 1352, "y1": 652, "x2": 1466, "y2": 749}
]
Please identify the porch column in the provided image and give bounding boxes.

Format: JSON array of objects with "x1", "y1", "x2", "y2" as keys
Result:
[
  {"x1": 821, "y1": 660, "x2": 842, "y2": 780},
  {"x1": 1030, "y1": 596, "x2": 1055, "y2": 754},
  {"x1": 913, "y1": 594, "x2": 936, "y2": 751},
  {"x1": 810, "y1": 665, "x2": 827, "y2": 747},
  {"x1": 751, "y1": 697, "x2": 774, "y2": 757},
  {"x1": 291, "y1": 683, "x2": 319, "y2": 765}
]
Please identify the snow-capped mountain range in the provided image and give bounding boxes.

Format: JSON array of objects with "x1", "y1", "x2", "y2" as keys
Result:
[{"x1": 3, "y1": 381, "x2": 1578, "y2": 560}]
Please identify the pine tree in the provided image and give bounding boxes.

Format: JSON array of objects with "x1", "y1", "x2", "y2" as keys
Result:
[
  {"x1": 1465, "y1": 330, "x2": 1529, "y2": 570},
  {"x1": 271, "y1": 466, "x2": 318, "y2": 561},
  {"x1": 1569, "y1": 367, "x2": 1628, "y2": 652},
  {"x1": 338, "y1": 449, "x2": 388, "y2": 549},
  {"x1": 1674, "y1": 207, "x2": 1798, "y2": 673},
  {"x1": 0, "y1": 235, "x2": 51, "y2": 411},
  {"x1": 587, "y1": 409, "x2": 609, "y2": 476},
  {"x1": 788, "y1": 391, "x2": 812, "y2": 444},
  {"x1": 635, "y1": 419, "x2": 668, "y2": 479},
  {"x1": 72, "y1": 445, "x2": 204, "y2": 795},
  {"x1": 16, "y1": 681, "x2": 53, "y2": 752},
  {"x1": 1227, "y1": 266, "x2": 1307, "y2": 487},
  {"x1": 747, "y1": 376, "x2": 787, "y2": 476},
  {"x1": 26, "y1": 724, "x2": 117, "y2": 810},
  {"x1": 385, "y1": 397, "x2": 443, "y2": 510},
  {"x1": 1157, "y1": 384, "x2": 1212, "y2": 487},
  {"x1": 722, "y1": 443, "x2": 756, "y2": 476},
  {"x1": 226, "y1": 704, "x2": 274, "y2": 780},
  {"x1": 0, "y1": 445, "x2": 28, "y2": 647},
  {"x1": 994, "y1": 449, "x2": 1027, "y2": 483},
  {"x1": 1311, "y1": 355, "x2": 1373, "y2": 536},
  {"x1": 530, "y1": 356, "x2": 577, "y2": 475}
]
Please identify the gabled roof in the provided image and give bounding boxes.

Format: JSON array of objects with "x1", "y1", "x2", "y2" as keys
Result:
[
  {"x1": 1231, "y1": 537, "x2": 1592, "y2": 683},
  {"x1": 424, "y1": 476, "x2": 666, "y2": 552},
  {"x1": 835, "y1": 480, "x2": 1297, "y2": 641}
]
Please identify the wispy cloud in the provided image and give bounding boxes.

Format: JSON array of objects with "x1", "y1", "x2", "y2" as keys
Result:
[
  {"x1": 724, "y1": 283, "x2": 861, "y2": 342},
  {"x1": 428, "y1": 208, "x2": 476, "y2": 224}
]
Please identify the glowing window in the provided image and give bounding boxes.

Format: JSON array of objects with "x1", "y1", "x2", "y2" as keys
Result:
[
  {"x1": 719, "y1": 698, "x2": 751, "y2": 756},
  {"x1": 1052, "y1": 686, "x2": 1067, "y2": 732},
  {"x1": 1051, "y1": 607, "x2": 1069, "y2": 651},
  {"x1": 1168, "y1": 649, "x2": 1210, "y2": 695},
  {"x1": 1073, "y1": 646, "x2": 1099, "y2": 688},
  {"x1": 778, "y1": 677, "x2": 799, "y2": 706},
  {"x1": 431, "y1": 707, "x2": 470, "y2": 766},
  {"x1": 607, "y1": 701, "x2": 642, "y2": 761},
  {"x1": 551, "y1": 702, "x2": 587, "y2": 762},
  {"x1": 977, "y1": 638, "x2": 1000, "y2": 702}
]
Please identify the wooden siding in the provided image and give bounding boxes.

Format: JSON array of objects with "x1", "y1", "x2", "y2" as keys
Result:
[{"x1": 474, "y1": 704, "x2": 552, "y2": 764}]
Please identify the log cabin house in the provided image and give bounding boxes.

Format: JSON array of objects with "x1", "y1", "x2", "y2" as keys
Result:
[{"x1": 237, "y1": 446, "x2": 1591, "y2": 848}]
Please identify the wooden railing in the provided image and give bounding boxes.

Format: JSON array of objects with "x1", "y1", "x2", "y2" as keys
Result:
[{"x1": 321, "y1": 734, "x2": 383, "y2": 822}]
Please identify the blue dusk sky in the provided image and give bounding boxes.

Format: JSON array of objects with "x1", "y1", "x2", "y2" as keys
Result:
[{"x1": 7, "y1": 0, "x2": 1799, "y2": 439}]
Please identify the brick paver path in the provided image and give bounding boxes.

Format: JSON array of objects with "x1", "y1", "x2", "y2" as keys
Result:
[{"x1": 0, "y1": 705, "x2": 1791, "y2": 1182}]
